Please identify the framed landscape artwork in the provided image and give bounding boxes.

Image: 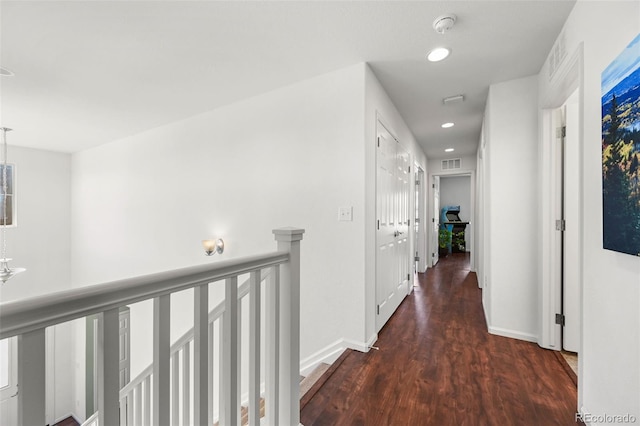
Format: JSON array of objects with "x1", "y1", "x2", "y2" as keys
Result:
[{"x1": 601, "y1": 33, "x2": 640, "y2": 257}]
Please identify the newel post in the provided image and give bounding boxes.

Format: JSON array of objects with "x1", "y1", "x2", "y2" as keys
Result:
[{"x1": 273, "y1": 227, "x2": 305, "y2": 426}]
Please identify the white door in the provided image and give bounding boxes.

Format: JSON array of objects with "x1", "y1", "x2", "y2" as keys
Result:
[
  {"x1": 432, "y1": 176, "x2": 440, "y2": 266},
  {"x1": 414, "y1": 167, "x2": 425, "y2": 274},
  {"x1": 376, "y1": 123, "x2": 410, "y2": 331},
  {"x1": 0, "y1": 337, "x2": 17, "y2": 426},
  {"x1": 563, "y1": 97, "x2": 580, "y2": 352}
]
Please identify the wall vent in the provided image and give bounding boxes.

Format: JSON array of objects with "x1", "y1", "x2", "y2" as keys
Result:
[
  {"x1": 441, "y1": 158, "x2": 461, "y2": 170},
  {"x1": 547, "y1": 30, "x2": 567, "y2": 80}
]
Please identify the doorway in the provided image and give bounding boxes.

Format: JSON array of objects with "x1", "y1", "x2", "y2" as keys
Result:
[{"x1": 429, "y1": 171, "x2": 476, "y2": 272}]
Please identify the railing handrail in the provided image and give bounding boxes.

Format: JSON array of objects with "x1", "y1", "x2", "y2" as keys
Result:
[
  {"x1": 0, "y1": 251, "x2": 288, "y2": 339},
  {"x1": 118, "y1": 269, "x2": 262, "y2": 397}
]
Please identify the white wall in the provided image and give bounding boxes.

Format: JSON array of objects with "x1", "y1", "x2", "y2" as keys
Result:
[
  {"x1": 0, "y1": 146, "x2": 75, "y2": 423},
  {"x1": 539, "y1": 1, "x2": 640, "y2": 420},
  {"x1": 364, "y1": 65, "x2": 427, "y2": 343},
  {"x1": 439, "y1": 176, "x2": 471, "y2": 251},
  {"x1": 481, "y1": 75, "x2": 540, "y2": 342},
  {"x1": 70, "y1": 64, "x2": 369, "y2": 413}
]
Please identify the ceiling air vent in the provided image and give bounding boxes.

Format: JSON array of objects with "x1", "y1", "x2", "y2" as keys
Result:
[{"x1": 442, "y1": 158, "x2": 461, "y2": 171}]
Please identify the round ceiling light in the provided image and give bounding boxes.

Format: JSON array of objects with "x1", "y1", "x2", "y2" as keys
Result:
[
  {"x1": 441, "y1": 122, "x2": 455, "y2": 128},
  {"x1": 427, "y1": 47, "x2": 450, "y2": 62},
  {"x1": 445, "y1": 148, "x2": 455, "y2": 152}
]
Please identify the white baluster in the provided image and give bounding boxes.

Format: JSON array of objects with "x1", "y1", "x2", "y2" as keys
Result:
[
  {"x1": 218, "y1": 316, "x2": 225, "y2": 425},
  {"x1": 127, "y1": 391, "x2": 134, "y2": 425},
  {"x1": 208, "y1": 321, "x2": 214, "y2": 426},
  {"x1": 172, "y1": 352, "x2": 179, "y2": 426},
  {"x1": 273, "y1": 228, "x2": 304, "y2": 426},
  {"x1": 17, "y1": 329, "x2": 45, "y2": 426},
  {"x1": 153, "y1": 295, "x2": 171, "y2": 425},
  {"x1": 120, "y1": 396, "x2": 127, "y2": 426},
  {"x1": 135, "y1": 382, "x2": 143, "y2": 425},
  {"x1": 222, "y1": 277, "x2": 239, "y2": 425},
  {"x1": 144, "y1": 375, "x2": 151, "y2": 425},
  {"x1": 194, "y1": 283, "x2": 208, "y2": 426},
  {"x1": 97, "y1": 308, "x2": 120, "y2": 426},
  {"x1": 266, "y1": 265, "x2": 280, "y2": 426},
  {"x1": 182, "y1": 344, "x2": 190, "y2": 426},
  {"x1": 249, "y1": 270, "x2": 261, "y2": 426}
]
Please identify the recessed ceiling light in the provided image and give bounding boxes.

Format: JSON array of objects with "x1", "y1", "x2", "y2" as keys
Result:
[
  {"x1": 427, "y1": 47, "x2": 450, "y2": 62},
  {"x1": 445, "y1": 148, "x2": 455, "y2": 152},
  {"x1": 441, "y1": 122, "x2": 455, "y2": 128},
  {"x1": 0, "y1": 67, "x2": 14, "y2": 77}
]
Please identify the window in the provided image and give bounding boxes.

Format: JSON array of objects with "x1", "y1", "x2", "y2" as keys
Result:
[{"x1": 0, "y1": 164, "x2": 15, "y2": 226}]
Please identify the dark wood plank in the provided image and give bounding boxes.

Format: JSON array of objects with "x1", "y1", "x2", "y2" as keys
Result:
[
  {"x1": 300, "y1": 349, "x2": 354, "y2": 410},
  {"x1": 52, "y1": 417, "x2": 79, "y2": 426},
  {"x1": 301, "y1": 253, "x2": 583, "y2": 426}
]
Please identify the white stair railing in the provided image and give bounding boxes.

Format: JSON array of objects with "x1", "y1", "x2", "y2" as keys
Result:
[
  {"x1": 0, "y1": 227, "x2": 304, "y2": 426},
  {"x1": 116, "y1": 271, "x2": 261, "y2": 425}
]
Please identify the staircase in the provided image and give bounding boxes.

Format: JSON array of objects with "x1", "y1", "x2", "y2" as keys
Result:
[{"x1": 0, "y1": 228, "x2": 305, "y2": 426}]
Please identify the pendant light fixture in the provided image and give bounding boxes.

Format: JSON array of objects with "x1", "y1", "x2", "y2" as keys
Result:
[{"x1": 0, "y1": 127, "x2": 25, "y2": 283}]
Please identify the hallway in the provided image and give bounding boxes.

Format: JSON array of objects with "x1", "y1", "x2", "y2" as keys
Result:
[{"x1": 301, "y1": 254, "x2": 581, "y2": 425}]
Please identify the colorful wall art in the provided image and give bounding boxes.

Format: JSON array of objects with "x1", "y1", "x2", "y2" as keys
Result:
[{"x1": 602, "y1": 33, "x2": 640, "y2": 257}]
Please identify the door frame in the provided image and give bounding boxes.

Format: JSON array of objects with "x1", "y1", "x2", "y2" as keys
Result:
[
  {"x1": 429, "y1": 169, "x2": 476, "y2": 273},
  {"x1": 414, "y1": 165, "x2": 427, "y2": 273},
  {"x1": 539, "y1": 43, "x2": 584, "y2": 351},
  {"x1": 374, "y1": 117, "x2": 413, "y2": 332},
  {"x1": 539, "y1": 43, "x2": 584, "y2": 407}
]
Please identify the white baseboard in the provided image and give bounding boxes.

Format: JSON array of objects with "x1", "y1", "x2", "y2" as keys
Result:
[
  {"x1": 487, "y1": 325, "x2": 538, "y2": 343},
  {"x1": 299, "y1": 335, "x2": 378, "y2": 377}
]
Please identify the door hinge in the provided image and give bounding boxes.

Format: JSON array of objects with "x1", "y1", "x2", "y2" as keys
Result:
[
  {"x1": 408, "y1": 219, "x2": 410, "y2": 227},
  {"x1": 408, "y1": 166, "x2": 411, "y2": 173},
  {"x1": 407, "y1": 273, "x2": 410, "y2": 281},
  {"x1": 415, "y1": 218, "x2": 420, "y2": 224},
  {"x1": 432, "y1": 183, "x2": 435, "y2": 188},
  {"x1": 415, "y1": 180, "x2": 420, "y2": 185},
  {"x1": 432, "y1": 252, "x2": 435, "y2": 258},
  {"x1": 414, "y1": 256, "x2": 420, "y2": 262},
  {"x1": 376, "y1": 304, "x2": 380, "y2": 315},
  {"x1": 377, "y1": 137, "x2": 380, "y2": 147},
  {"x1": 432, "y1": 218, "x2": 435, "y2": 223},
  {"x1": 556, "y1": 219, "x2": 566, "y2": 231},
  {"x1": 377, "y1": 219, "x2": 380, "y2": 230},
  {"x1": 555, "y1": 313, "x2": 565, "y2": 326},
  {"x1": 556, "y1": 126, "x2": 566, "y2": 138}
]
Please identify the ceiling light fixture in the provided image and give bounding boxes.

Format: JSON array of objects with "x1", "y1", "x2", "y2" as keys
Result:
[
  {"x1": 445, "y1": 148, "x2": 455, "y2": 152},
  {"x1": 441, "y1": 122, "x2": 455, "y2": 128},
  {"x1": 427, "y1": 47, "x2": 451, "y2": 62}
]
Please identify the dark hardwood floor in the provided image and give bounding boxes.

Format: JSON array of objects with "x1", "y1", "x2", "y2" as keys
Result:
[{"x1": 301, "y1": 253, "x2": 582, "y2": 425}]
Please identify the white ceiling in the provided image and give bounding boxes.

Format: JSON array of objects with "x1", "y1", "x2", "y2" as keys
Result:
[{"x1": 0, "y1": 1, "x2": 575, "y2": 159}]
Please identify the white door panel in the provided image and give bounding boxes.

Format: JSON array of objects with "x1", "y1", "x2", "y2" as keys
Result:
[
  {"x1": 563, "y1": 100, "x2": 580, "y2": 353},
  {"x1": 432, "y1": 177, "x2": 440, "y2": 266},
  {"x1": 376, "y1": 123, "x2": 410, "y2": 331}
]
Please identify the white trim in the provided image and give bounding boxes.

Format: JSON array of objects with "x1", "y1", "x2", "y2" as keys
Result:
[
  {"x1": 487, "y1": 326, "x2": 538, "y2": 343},
  {"x1": 299, "y1": 335, "x2": 378, "y2": 377}
]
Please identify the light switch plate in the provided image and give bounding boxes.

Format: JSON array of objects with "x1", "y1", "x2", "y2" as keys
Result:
[{"x1": 339, "y1": 206, "x2": 353, "y2": 221}]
